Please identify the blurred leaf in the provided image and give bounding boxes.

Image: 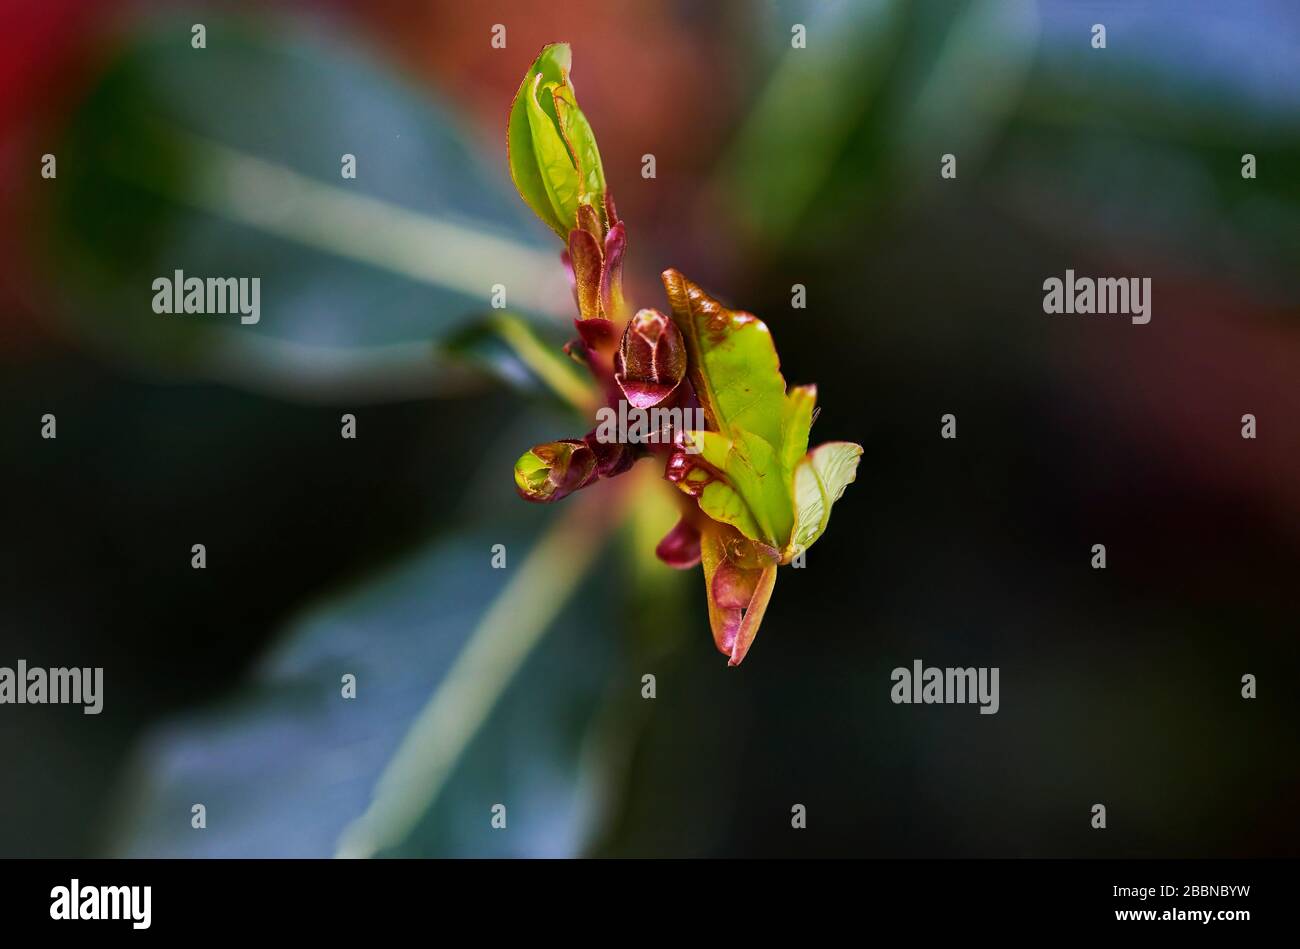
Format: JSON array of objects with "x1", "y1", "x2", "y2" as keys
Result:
[
  {"x1": 112, "y1": 488, "x2": 628, "y2": 858},
  {"x1": 720, "y1": 0, "x2": 900, "y2": 244},
  {"x1": 43, "y1": 16, "x2": 569, "y2": 398},
  {"x1": 721, "y1": 0, "x2": 1037, "y2": 247}
]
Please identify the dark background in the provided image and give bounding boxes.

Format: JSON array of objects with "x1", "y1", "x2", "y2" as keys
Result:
[{"x1": 1, "y1": 0, "x2": 1296, "y2": 857}]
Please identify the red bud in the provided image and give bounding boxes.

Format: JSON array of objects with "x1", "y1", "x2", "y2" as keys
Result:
[{"x1": 615, "y1": 308, "x2": 686, "y2": 409}]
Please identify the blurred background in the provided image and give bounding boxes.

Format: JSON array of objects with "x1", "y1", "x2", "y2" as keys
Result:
[{"x1": 1, "y1": 0, "x2": 1297, "y2": 857}]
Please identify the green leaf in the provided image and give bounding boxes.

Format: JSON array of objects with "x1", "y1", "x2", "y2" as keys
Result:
[
  {"x1": 733, "y1": 430, "x2": 795, "y2": 546},
  {"x1": 553, "y1": 82, "x2": 607, "y2": 216},
  {"x1": 525, "y1": 76, "x2": 582, "y2": 231},
  {"x1": 508, "y1": 43, "x2": 607, "y2": 240},
  {"x1": 679, "y1": 431, "x2": 759, "y2": 539},
  {"x1": 662, "y1": 269, "x2": 788, "y2": 452},
  {"x1": 791, "y1": 441, "x2": 864, "y2": 556},
  {"x1": 683, "y1": 430, "x2": 773, "y2": 547},
  {"x1": 781, "y1": 384, "x2": 818, "y2": 475},
  {"x1": 701, "y1": 430, "x2": 792, "y2": 548},
  {"x1": 43, "y1": 19, "x2": 568, "y2": 401},
  {"x1": 508, "y1": 43, "x2": 572, "y2": 237},
  {"x1": 112, "y1": 490, "x2": 627, "y2": 858},
  {"x1": 698, "y1": 481, "x2": 762, "y2": 544}
]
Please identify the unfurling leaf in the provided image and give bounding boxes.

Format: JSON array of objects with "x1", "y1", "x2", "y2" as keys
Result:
[
  {"x1": 790, "y1": 441, "x2": 863, "y2": 557},
  {"x1": 508, "y1": 43, "x2": 608, "y2": 240},
  {"x1": 668, "y1": 428, "x2": 784, "y2": 548},
  {"x1": 780, "y1": 384, "x2": 817, "y2": 473}
]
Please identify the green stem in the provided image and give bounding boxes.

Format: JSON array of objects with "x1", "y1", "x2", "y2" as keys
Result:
[
  {"x1": 490, "y1": 313, "x2": 597, "y2": 414},
  {"x1": 334, "y1": 486, "x2": 625, "y2": 858},
  {"x1": 178, "y1": 135, "x2": 572, "y2": 318}
]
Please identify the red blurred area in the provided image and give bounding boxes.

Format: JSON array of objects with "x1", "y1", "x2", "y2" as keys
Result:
[
  {"x1": 1067, "y1": 272, "x2": 1300, "y2": 549},
  {"x1": 0, "y1": 0, "x2": 121, "y2": 350}
]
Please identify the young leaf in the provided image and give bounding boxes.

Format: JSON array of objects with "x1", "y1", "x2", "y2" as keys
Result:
[
  {"x1": 731, "y1": 430, "x2": 795, "y2": 546},
  {"x1": 669, "y1": 431, "x2": 765, "y2": 544},
  {"x1": 700, "y1": 523, "x2": 778, "y2": 667},
  {"x1": 780, "y1": 384, "x2": 817, "y2": 475},
  {"x1": 670, "y1": 434, "x2": 759, "y2": 543},
  {"x1": 508, "y1": 44, "x2": 608, "y2": 241},
  {"x1": 525, "y1": 76, "x2": 582, "y2": 229},
  {"x1": 552, "y1": 82, "x2": 607, "y2": 218},
  {"x1": 508, "y1": 44, "x2": 571, "y2": 237},
  {"x1": 661, "y1": 269, "x2": 787, "y2": 452},
  {"x1": 692, "y1": 429, "x2": 792, "y2": 548},
  {"x1": 790, "y1": 441, "x2": 864, "y2": 557},
  {"x1": 700, "y1": 479, "x2": 765, "y2": 545}
]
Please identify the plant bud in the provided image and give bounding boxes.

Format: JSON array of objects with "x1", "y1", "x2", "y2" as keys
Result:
[
  {"x1": 655, "y1": 517, "x2": 702, "y2": 569},
  {"x1": 514, "y1": 439, "x2": 595, "y2": 503},
  {"x1": 508, "y1": 44, "x2": 607, "y2": 240},
  {"x1": 615, "y1": 309, "x2": 686, "y2": 409},
  {"x1": 664, "y1": 449, "x2": 716, "y2": 496}
]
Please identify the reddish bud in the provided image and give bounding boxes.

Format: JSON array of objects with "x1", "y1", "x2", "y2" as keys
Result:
[
  {"x1": 615, "y1": 308, "x2": 686, "y2": 409},
  {"x1": 664, "y1": 450, "x2": 716, "y2": 496},
  {"x1": 514, "y1": 439, "x2": 595, "y2": 503},
  {"x1": 655, "y1": 518, "x2": 702, "y2": 569}
]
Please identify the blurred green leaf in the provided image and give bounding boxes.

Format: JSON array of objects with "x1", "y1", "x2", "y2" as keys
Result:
[
  {"x1": 112, "y1": 490, "x2": 627, "y2": 858},
  {"x1": 44, "y1": 16, "x2": 569, "y2": 399},
  {"x1": 720, "y1": 0, "x2": 1037, "y2": 247}
]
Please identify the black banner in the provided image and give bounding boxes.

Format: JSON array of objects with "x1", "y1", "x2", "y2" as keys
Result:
[{"x1": 2, "y1": 859, "x2": 1284, "y2": 935}]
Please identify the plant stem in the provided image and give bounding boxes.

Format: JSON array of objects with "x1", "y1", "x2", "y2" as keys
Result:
[{"x1": 334, "y1": 485, "x2": 625, "y2": 858}]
